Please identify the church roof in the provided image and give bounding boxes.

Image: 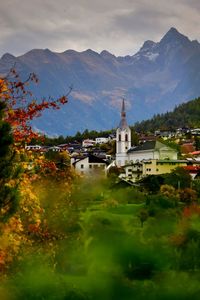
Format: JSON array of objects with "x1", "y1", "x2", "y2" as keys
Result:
[{"x1": 127, "y1": 140, "x2": 175, "y2": 153}]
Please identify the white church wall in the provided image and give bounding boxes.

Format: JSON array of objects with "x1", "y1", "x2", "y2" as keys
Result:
[{"x1": 128, "y1": 150, "x2": 159, "y2": 162}]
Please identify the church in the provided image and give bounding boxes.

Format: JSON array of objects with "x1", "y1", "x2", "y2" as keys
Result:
[{"x1": 115, "y1": 100, "x2": 178, "y2": 167}]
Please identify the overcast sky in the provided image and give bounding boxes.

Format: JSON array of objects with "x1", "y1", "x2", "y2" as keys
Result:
[{"x1": 0, "y1": 0, "x2": 199, "y2": 57}]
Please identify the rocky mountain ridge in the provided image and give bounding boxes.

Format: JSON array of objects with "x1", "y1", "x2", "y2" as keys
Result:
[{"x1": 0, "y1": 27, "x2": 200, "y2": 135}]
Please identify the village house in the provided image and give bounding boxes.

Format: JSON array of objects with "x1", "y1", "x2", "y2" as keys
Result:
[
  {"x1": 184, "y1": 165, "x2": 200, "y2": 179},
  {"x1": 25, "y1": 145, "x2": 42, "y2": 151},
  {"x1": 82, "y1": 139, "x2": 96, "y2": 147},
  {"x1": 121, "y1": 159, "x2": 188, "y2": 182},
  {"x1": 72, "y1": 154, "x2": 108, "y2": 176},
  {"x1": 95, "y1": 137, "x2": 109, "y2": 144},
  {"x1": 142, "y1": 159, "x2": 188, "y2": 176}
]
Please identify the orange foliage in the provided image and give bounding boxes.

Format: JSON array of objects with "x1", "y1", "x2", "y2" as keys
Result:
[{"x1": 182, "y1": 203, "x2": 200, "y2": 218}]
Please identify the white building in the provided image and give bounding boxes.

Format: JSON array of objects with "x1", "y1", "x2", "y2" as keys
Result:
[
  {"x1": 72, "y1": 154, "x2": 108, "y2": 176},
  {"x1": 25, "y1": 145, "x2": 42, "y2": 151},
  {"x1": 82, "y1": 139, "x2": 96, "y2": 147},
  {"x1": 95, "y1": 137, "x2": 109, "y2": 144},
  {"x1": 127, "y1": 140, "x2": 177, "y2": 162}
]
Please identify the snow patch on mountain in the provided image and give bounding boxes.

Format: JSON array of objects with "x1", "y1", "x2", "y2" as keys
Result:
[{"x1": 144, "y1": 52, "x2": 159, "y2": 61}]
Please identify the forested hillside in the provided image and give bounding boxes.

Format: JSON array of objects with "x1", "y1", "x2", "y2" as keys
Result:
[{"x1": 134, "y1": 97, "x2": 200, "y2": 132}]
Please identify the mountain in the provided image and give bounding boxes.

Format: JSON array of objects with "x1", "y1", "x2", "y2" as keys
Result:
[
  {"x1": 134, "y1": 96, "x2": 200, "y2": 132},
  {"x1": 0, "y1": 27, "x2": 200, "y2": 135}
]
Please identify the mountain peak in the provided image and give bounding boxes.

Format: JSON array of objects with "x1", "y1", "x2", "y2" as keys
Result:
[
  {"x1": 139, "y1": 40, "x2": 156, "y2": 53},
  {"x1": 83, "y1": 49, "x2": 99, "y2": 56},
  {"x1": 100, "y1": 50, "x2": 116, "y2": 59},
  {"x1": 160, "y1": 27, "x2": 189, "y2": 45},
  {"x1": 167, "y1": 27, "x2": 179, "y2": 34},
  {"x1": 1, "y1": 53, "x2": 16, "y2": 61}
]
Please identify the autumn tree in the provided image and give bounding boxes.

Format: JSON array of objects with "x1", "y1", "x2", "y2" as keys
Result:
[
  {"x1": 178, "y1": 188, "x2": 198, "y2": 205},
  {"x1": 0, "y1": 70, "x2": 71, "y2": 270}
]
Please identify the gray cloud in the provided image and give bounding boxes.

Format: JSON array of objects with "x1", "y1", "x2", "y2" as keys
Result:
[{"x1": 0, "y1": 0, "x2": 199, "y2": 57}]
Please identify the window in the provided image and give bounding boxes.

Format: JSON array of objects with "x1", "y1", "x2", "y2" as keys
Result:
[
  {"x1": 119, "y1": 134, "x2": 121, "y2": 141},
  {"x1": 81, "y1": 164, "x2": 84, "y2": 169},
  {"x1": 125, "y1": 134, "x2": 128, "y2": 142},
  {"x1": 156, "y1": 168, "x2": 159, "y2": 172},
  {"x1": 89, "y1": 165, "x2": 92, "y2": 169}
]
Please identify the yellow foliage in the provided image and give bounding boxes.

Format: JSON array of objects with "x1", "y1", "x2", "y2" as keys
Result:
[{"x1": 0, "y1": 136, "x2": 77, "y2": 273}]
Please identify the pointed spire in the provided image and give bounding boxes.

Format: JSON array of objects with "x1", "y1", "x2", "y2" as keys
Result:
[
  {"x1": 122, "y1": 98, "x2": 125, "y2": 112},
  {"x1": 119, "y1": 98, "x2": 128, "y2": 129}
]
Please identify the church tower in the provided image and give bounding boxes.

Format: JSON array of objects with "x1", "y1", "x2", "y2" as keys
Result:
[{"x1": 116, "y1": 99, "x2": 131, "y2": 166}]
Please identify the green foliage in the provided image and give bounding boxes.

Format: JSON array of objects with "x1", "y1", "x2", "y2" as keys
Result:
[
  {"x1": 31, "y1": 128, "x2": 115, "y2": 146},
  {"x1": 194, "y1": 136, "x2": 200, "y2": 150},
  {"x1": 141, "y1": 175, "x2": 165, "y2": 193},
  {"x1": 45, "y1": 150, "x2": 70, "y2": 168},
  {"x1": 164, "y1": 167, "x2": 191, "y2": 189},
  {"x1": 1, "y1": 135, "x2": 200, "y2": 300},
  {"x1": 146, "y1": 194, "x2": 178, "y2": 214},
  {"x1": 192, "y1": 179, "x2": 200, "y2": 198},
  {"x1": 172, "y1": 215, "x2": 200, "y2": 272},
  {"x1": 138, "y1": 209, "x2": 149, "y2": 227},
  {"x1": 130, "y1": 129, "x2": 139, "y2": 146}
]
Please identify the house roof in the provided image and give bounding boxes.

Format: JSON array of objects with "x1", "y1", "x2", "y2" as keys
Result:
[
  {"x1": 73, "y1": 154, "x2": 109, "y2": 166},
  {"x1": 88, "y1": 154, "x2": 108, "y2": 164},
  {"x1": 189, "y1": 150, "x2": 200, "y2": 155},
  {"x1": 184, "y1": 166, "x2": 200, "y2": 173},
  {"x1": 181, "y1": 143, "x2": 195, "y2": 154}
]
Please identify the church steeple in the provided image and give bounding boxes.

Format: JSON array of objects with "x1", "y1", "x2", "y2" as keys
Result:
[
  {"x1": 119, "y1": 98, "x2": 128, "y2": 129},
  {"x1": 116, "y1": 99, "x2": 131, "y2": 166}
]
